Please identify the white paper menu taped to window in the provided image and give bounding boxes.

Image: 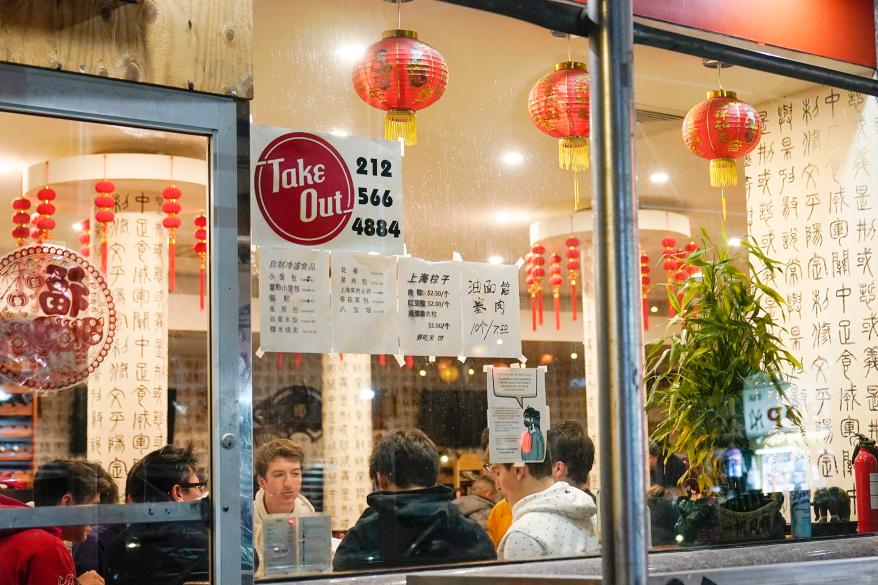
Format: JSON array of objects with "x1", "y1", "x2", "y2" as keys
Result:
[
  {"x1": 330, "y1": 250, "x2": 398, "y2": 354},
  {"x1": 460, "y1": 262, "x2": 522, "y2": 358},
  {"x1": 397, "y1": 257, "x2": 462, "y2": 357},
  {"x1": 258, "y1": 246, "x2": 331, "y2": 354}
]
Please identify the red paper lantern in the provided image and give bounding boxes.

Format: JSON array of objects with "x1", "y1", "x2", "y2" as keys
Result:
[
  {"x1": 565, "y1": 236, "x2": 581, "y2": 321},
  {"x1": 78, "y1": 218, "x2": 91, "y2": 257},
  {"x1": 162, "y1": 185, "x2": 183, "y2": 292},
  {"x1": 32, "y1": 187, "x2": 56, "y2": 243},
  {"x1": 549, "y1": 253, "x2": 563, "y2": 331},
  {"x1": 531, "y1": 244, "x2": 546, "y2": 327},
  {"x1": 524, "y1": 253, "x2": 537, "y2": 331},
  {"x1": 94, "y1": 180, "x2": 116, "y2": 273},
  {"x1": 194, "y1": 213, "x2": 207, "y2": 311},
  {"x1": 352, "y1": 30, "x2": 448, "y2": 146},
  {"x1": 11, "y1": 196, "x2": 31, "y2": 247},
  {"x1": 640, "y1": 252, "x2": 651, "y2": 331},
  {"x1": 528, "y1": 62, "x2": 591, "y2": 172},
  {"x1": 683, "y1": 90, "x2": 762, "y2": 188}
]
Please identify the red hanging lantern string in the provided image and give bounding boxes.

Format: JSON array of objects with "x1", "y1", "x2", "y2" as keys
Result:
[
  {"x1": 33, "y1": 163, "x2": 57, "y2": 243},
  {"x1": 294, "y1": 353, "x2": 302, "y2": 369},
  {"x1": 405, "y1": 355, "x2": 414, "y2": 370},
  {"x1": 661, "y1": 237, "x2": 680, "y2": 318},
  {"x1": 78, "y1": 218, "x2": 91, "y2": 257},
  {"x1": 565, "y1": 237, "x2": 580, "y2": 321},
  {"x1": 94, "y1": 157, "x2": 115, "y2": 273},
  {"x1": 162, "y1": 185, "x2": 182, "y2": 292},
  {"x1": 11, "y1": 194, "x2": 31, "y2": 247},
  {"x1": 684, "y1": 240, "x2": 699, "y2": 276},
  {"x1": 531, "y1": 244, "x2": 546, "y2": 327},
  {"x1": 378, "y1": 354, "x2": 386, "y2": 367},
  {"x1": 641, "y1": 252, "x2": 651, "y2": 331},
  {"x1": 193, "y1": 212, "x2": 208, "y2": 311},
  {"x1": 524, "y1": 253, "x2": 536, "y2": 331},
  {"x1": 549, "y1": 253, "x2": 563, "y2": 331}
]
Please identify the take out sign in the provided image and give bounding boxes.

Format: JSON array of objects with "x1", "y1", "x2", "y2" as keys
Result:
[{"x1": 250, "y1": 124, "x2": 404, "y2": 255}]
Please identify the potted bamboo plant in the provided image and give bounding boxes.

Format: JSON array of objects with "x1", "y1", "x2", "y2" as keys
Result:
[{"x1": 645, "y1": 230, "x2": 801, "y2": 544}]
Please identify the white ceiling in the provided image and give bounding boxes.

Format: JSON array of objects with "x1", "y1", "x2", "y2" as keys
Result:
[{"x1": 0, "y1": 0, "x2": 823, "y2": 302}]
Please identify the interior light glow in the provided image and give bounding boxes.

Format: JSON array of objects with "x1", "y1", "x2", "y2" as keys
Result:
[
  {"x1": 335, "y1": 42, "x2": 367, "y2": 62},
  {"x1": 649, "y1": 171, "x2": 669, "y2": 184},
  {"x1": 488, "y1": 255, "x2": 503, "y2": 265},
  {"x1": 501, "y1": 151, "x2": 524, "y2": 166},
  {"x1": 728, "y1": 237, "x2": 742, "y2": 247}
]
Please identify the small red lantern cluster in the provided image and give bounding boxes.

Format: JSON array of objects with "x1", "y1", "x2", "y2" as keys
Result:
[
  {"x1": 528, "y1": 62, "x2": 591, "y2": 172},
  {"x1": 78, "y1": 219, "x2": 91, "y2": 257},
  {"x1": 93, "y1": 180, "x2": 116, "y2": 273},
  {"x1": 11, "y1": 195, "x2": 31, "y2": 247},
  {"x1": 32, "y1": 186, "x2": 57, "y2": 243},
  {"x1": 527, "y1": 245, "x2": 546, "y2": 330},
  {"x1": 549, "y1": 253, "x2": 564, "y2": 331},
  {"x1": 527, "y1": 238, "x2": 583, "y2": 332},
  {"x1": 162, "y1": 185, "x2": 183, "y2": 292},
  {"x1": 641, "y1": 252, "x2": 651, "y2": 330},
  {"x1": 565, "y1": 237, "x2": 581, "y2": 321},
  {"x1": 193, "y1": 212, "x2": 207, "y2": 311},
  {"x1": 661, "y1": 237, "x2": 700, "y2": 317},
  {"x1": 352, "y1": 30, "x2": 448, "y2": 146},
  {"x1": 683, "y1": 90, "x2": 762, "y2": 189}
]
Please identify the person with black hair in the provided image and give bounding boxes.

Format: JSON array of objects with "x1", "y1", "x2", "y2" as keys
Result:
[
  {"x1": 73, "y1": 462, "x2": 124, "y2": 578},
  {"x1": 103, "y1": 445, "x2": 209, "y2": 585},
  {"x1": 332, "y1": 430, "x2": 496, "y2": 571},
  {"x1": 0, "y1": 460, "x2": 104, "y2": 585},
  {"x1": 547, "y1": 421, "x2": 597, "y2": 503}
]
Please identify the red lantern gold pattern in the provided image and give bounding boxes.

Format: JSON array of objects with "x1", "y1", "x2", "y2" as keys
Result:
[
  {"x1": 352, "y1": 30, "x2": 448, "y2": 147},
  {"x1": 78, "y1": 218, "x2": 91, "y2": 258},
  {"x1": 11, "y1": 196, "x2": 31, "y2": 247},
  {"x1": 162, "y1": 185, "x2": 183, "y2": 292},
  {"x1": 549, "y1": 253, "x2": 563, "y2": 331},
  {"x1": 565, "y1": 236, "x2": 580, "y2": 321},
  {"x1": 194, "y1": 213, "x2": 207, "y2": 311},
  {"x1": 33, "y1": 187, "x2": 57, "y2": 243},
  {"x1": 640, "y1": 252, "x2": 651, "y2": 331},
  {"x1": 528, "y1": 62, "x2": 591, "y2": 172},
  {"x1": 94, "y1": 180, "x2": 115, "y2": 273},
  {"x1": 531, "y1": 244, "x2": 546, "y2": 328},
  {"x1": 682, "y1": 90, "x2": 762, "y2": 188}
]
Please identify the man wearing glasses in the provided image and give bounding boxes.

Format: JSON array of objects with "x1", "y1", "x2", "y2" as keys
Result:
[{"x1": 103, "y1": 445, "x2": 209, "y2": 585}]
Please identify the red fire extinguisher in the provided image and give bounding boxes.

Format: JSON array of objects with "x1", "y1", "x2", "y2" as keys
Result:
[{"x1": 853, "y1": 433, "x2": 878, "y2": 533}]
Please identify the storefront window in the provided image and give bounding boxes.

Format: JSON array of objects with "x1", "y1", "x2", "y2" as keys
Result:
[{"x1": 0, "y1": 111, "x2": 212, "y2": 583}]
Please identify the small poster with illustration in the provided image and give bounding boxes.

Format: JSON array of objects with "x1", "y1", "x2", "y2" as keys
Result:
[{"x1": 486, "y1": 366, "x2": 550, "y2": 465}]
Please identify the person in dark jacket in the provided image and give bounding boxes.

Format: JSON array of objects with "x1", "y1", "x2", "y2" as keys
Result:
[
  {"x1": 103, "y1": 445, "x2": 209, "y2": 585},
  {"x1": 333, "y1": 429, "x2": 496, "y2": 571},
  {"x1": 453, "y1": 475, "x2": 499, "y2": 530},
  {"x1": 73, "y1": 461, "x2": 124, "y2": 578}
]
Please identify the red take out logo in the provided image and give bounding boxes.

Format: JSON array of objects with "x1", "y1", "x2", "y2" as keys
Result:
[{"x1": 254, "y1": 132, "x2": 355, "y2": 246}]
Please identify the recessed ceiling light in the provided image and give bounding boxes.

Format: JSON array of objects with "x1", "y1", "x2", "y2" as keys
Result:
[
  {"x1": 728, "y1": 237, "x2": 742, "y2": 247},
  {"x1": 488, "y1": 255, "x2": 503, "y2": 265},
  {"x1": 494, "y1": 210, "x2": 526, "y2": 224},
  {"x1": 468, "y1": 368, "x2": 475, "y2": 375},
  {"x1": 329, "y1": 128, "x2": 349, "y2": 137},
  {"x1": 650, "y1": 171, "x2": 669, "y2": 184},
  {"x1": 72, "y1": 222, "x2": 83, "y2": 232},
  {"x1": 650, "y1": 306, "x2": 658, "y2": 314},
  {"x1": 0, "y1": 157, "x2": 23, "y2": 175},
  {"x1": 501, "y1": 151, "x2": 525, "y2": 166},
  {"x1": 335, "y1": 42, "x2": 367, "y2": 62},
  {"x1": 418, "y1": 369, "x2": 427, "y2": 377},
  {"x1": 570, "y1": 352, "x2": 579, "y2": 360}
]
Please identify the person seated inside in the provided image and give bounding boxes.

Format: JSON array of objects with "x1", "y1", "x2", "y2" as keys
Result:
[
  {"x1": 489, "y1": 446, "x2": 599, "y2": 560},
  {"x1": 547, "y1": 421, "x2": 597, "y2": 504},
  {"x1": 73, "y1": 462, "x2": 123, "y2": 579},
  {"x1": 104, "y1": 445, "x2": 209, "y2": 585},
  {"x1": 253, "y1": 438, "x2": 315, "y2": 578},
  {"x1": 649, "y1": 440, "x2": 690, "y2": 495},
  {"x1": 333, "y1": 429, "x2": 496, "y2": 571},
  {"x1": 453, "y1": 474, "x2": 499, "y2": 530},
  {"x1": 0, "y1": 460, "x2": 104, "y2": 585},
  {"x1": 480, "y1": 427, "x2": 511, "y2": 548}
]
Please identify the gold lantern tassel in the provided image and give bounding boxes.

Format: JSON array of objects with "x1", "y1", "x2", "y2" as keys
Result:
[
  {"x1": 559, "y1": 137, "x2": 590, "y2": 171},
  {"x1": 709, "y1": 158, "x2": 737, "y2": 187},
  {"x1": 385, "y1": 109, "x2": 417, "y2": 146}
]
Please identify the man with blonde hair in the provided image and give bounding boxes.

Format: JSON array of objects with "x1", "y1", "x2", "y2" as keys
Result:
[{"x1": 253, "y1": 438, "x2": 315, "y2": 577}]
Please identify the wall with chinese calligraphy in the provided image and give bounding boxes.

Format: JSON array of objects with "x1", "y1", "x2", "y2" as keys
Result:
[
  {"x1": 87, "y1": 213, "x2": 168, "y2": 484},
  {"x1": 746, "y1": 87, "x2": 878, "y2": 508}
]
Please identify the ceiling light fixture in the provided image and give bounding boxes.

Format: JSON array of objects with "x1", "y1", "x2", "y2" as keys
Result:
[
  {"x1": 570, "y1": 352, "x2": 579, "y2": 360},
  {"x1": 335, "y1": 42, "x2": 367, "y2": 63},
  {"x1": 0, "y1": 157, "x2": 23, "y2": 175},
  {"x1": 494, "y1": 210, "x2": 526, "y2": 224},
  {"x1": 501, "y1": 151, "x2": 524, "y2": 166},
  {"x1": 649, "y1": 171, "x2": 669, "y2": 184},
  {"x1": 728, "y1": 237, "x2": 742, "y2": 247},
  {"x1": 72, "y1": 222, "x2": 83, "y2": 232},
  {"x1": 329, "y1": 128, "x2": 349, "y2": 137},
  {"x1": 488, "y1": 255, "x2": 503, "y2": 265}
]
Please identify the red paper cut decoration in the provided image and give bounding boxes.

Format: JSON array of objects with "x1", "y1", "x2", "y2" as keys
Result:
[
  {"x1": 162, "y1": 185, "x2": 183, "y2": 292},
  {"x1": 565, "y1": 237, "x2": 580, "y2": 321},
  {"x1": 11, "y1": 195, "x2": 31, "y2": 247},
  {"x1": 683, "y1": 90, "x2": 763, "y2": 188},
  {"x1": 94, "y1": 180, "x2": 115, "y2": 273},
  {"x1": 78, "y1": 219, "x2": 91, "y2": 258},
  {"x1": 33, "y1": 186, "x2": 57, "y2": 243},
  {"x1": 531, "y1": 244, "x2": 546, "y2": 327},
  {"x1": 352, "y1": 29, "x2": 448, "y2": 146},
  {"x1": 549, "y1": 253, "x2": 563, "y2": 331},
  {"x1": 528, "y1": 62, "x2": 591, "y2": 172},
  {"x1": 194, "y1": 213, "x2": 207, "y2": 311}
]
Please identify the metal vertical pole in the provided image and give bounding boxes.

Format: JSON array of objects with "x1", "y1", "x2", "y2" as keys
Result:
[{"x1": 587, "y1": 0, "x2": 648, "y2": 584}]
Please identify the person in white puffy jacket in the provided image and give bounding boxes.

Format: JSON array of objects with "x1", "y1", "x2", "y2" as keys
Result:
[{"x1": 490, "y1": 453, "x2": 599, "y2": 560}]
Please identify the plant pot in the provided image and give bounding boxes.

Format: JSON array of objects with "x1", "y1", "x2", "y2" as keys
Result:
[
  {"x1": 716, "y1": 493, "x2": 785, "y2": 543},
  {"x1": 675, "y1": 495, "x2": 720, "y2": 546}
]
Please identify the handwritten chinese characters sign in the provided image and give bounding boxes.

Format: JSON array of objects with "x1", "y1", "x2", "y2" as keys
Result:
[
  {"x1": 746, "y1": 87, "x2": 878, "y2": 507},
  {"x1": 461, "y1": 262, "x2": 521, "y2": 359},
  {"x1": 330, "y1": 250, "x2": 396, "y2": 355},
  {"x1": 251, "y1": 126, "x2": 404, "y2": 255},
  {"x1": 0, "y1": 245, "x2": 115, "y2": 390},
  {"x1": 88, "y1": 213, "x2": 168, "y2": 482},
  {"x1": 396, "y1": 257, "x2": 462, "y2": 358},
  {"x1": 258, "y1": 247, "x2": 331, "y2": 354}
]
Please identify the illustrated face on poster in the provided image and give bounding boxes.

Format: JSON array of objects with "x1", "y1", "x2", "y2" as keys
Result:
[
  {"x1": 460, "y1": 262, "x2": 522, "y2": 359},
  {"x1": 396, "y1": 257, "x2": 462, "y2": 357},
  {"x1": 330, "y1": 250, "x2": 397, "y2": 355},
  {"x1": 486, "y1": 367, "x2": 550, "y2": 465},
  {"x1": 258, "y1": 247, "x2": 331, "y2": 354},
  {"x1": 250, "y1": 125, "x2": 404, "y2": 255}
]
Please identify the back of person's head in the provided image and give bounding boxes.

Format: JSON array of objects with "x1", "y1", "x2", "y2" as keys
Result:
[
  {"x1": 547, "y1": 420, "x2": 595, "y2": 485},
  {"x1": 82, "y1": 461, "x2": 119, "y2": 504},
  {"x1": 34, "y1": 460, "x2": 99, "y2": 507},
  {"x1": 369, "y1": 429, "x2": 439, "y2": 489},
  {"x1": 254, "y1": 438, "x2": 305, "y2": 478},
  {"x1": 501, "y1": 457, "x2": 553, "y2": 479},
  {"x1": 126, "y1": 444, "x2": 198, "y2": 503}
]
